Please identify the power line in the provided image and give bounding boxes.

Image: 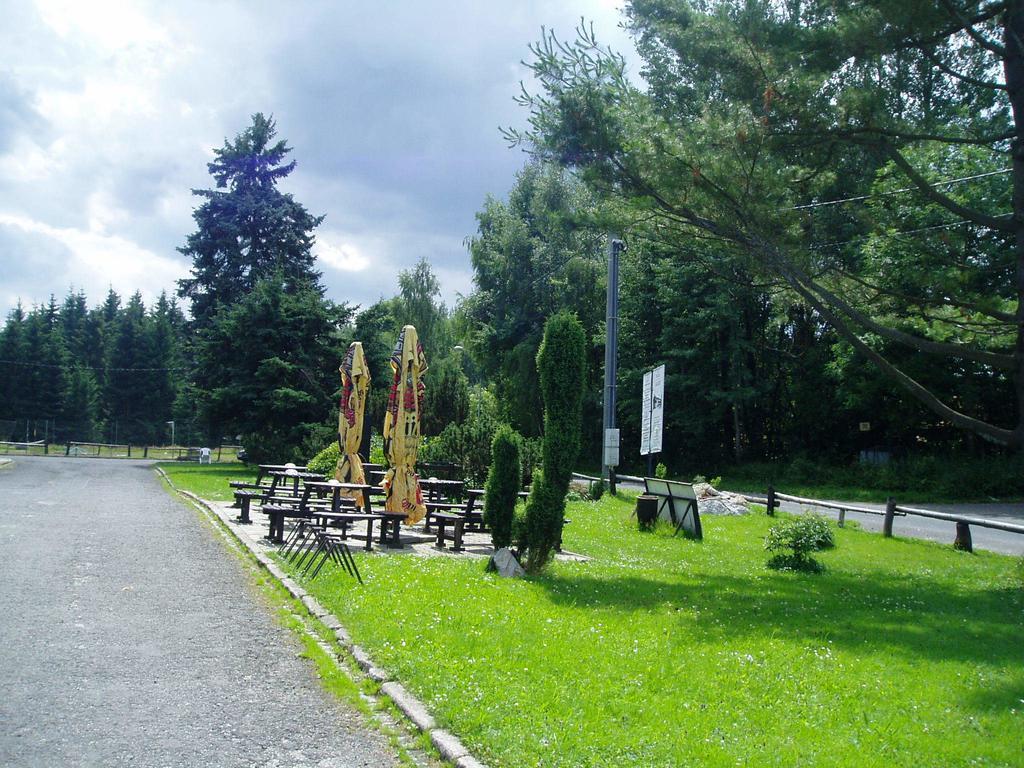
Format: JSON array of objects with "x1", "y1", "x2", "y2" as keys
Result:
[
  {"x1": 789, "y1": 168, "x2": 1011, "y2": 211},
  {"x1": 808, "y1": 213, "x2": 1012, "y2": 251},
  {"x1": 0, "y1": 359, "x2": 188, "y2": 372}
]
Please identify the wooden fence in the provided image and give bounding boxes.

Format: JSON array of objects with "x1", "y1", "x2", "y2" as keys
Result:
[
  {"x1": 765, "y1": 487, "x2": 1024, "y2": 553},
  {"x1": 0, "y1": 441, "x2": 241, "y2": 462}
]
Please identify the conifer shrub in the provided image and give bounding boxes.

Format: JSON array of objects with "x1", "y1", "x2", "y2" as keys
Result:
[
  {"x1": 522, "y1": 312, "x2": 586, "y2": 573},
  {"x1": 484, "y1": 424, "x2": 522, "y2": 550}
]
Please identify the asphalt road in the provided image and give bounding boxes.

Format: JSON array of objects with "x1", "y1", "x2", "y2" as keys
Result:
[{"x1": 0, "y1": 456, "x2": 399, "y2": 768}]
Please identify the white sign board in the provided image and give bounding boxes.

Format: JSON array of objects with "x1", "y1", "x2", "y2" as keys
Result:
[
  {"x1": 641, "y1": 370, "x2": 653, "y2": 455},
  {"x1": 603, "y1": 428, "x2": 620, "y2": 467},
  {"x1": 650, "y1": 364, "x2": 665, "y2": 454},
  {"x1": 641, "y1": 364, "x2": 665, "y2": 456}
]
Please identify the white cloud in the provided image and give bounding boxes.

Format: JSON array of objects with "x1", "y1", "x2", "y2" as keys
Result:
[
  {"x1": 0, "y1": 211, "x2": 187, "y2": 304},
  {"x1": 1, "y1": 0, "x2": 640, "y2": 316},
  {"x1": 314, "y1": 236, "x2": 371, "y2": 273},
  {"x1": 34, "y1": 0, "x2": 170, "y2": 52}
]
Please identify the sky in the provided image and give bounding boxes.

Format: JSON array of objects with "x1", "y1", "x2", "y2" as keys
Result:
[{"x1": 0, "y1": 0, "x2": 638, "y2": 319}]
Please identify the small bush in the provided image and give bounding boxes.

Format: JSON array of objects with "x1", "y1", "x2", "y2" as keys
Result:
[
  {"x1": 765, "y1": 515, "x2": 834, "y2": 572},
  {"x1": 691, "y1": 474, "x2": 723, "y2": 489},
  {"x1": 590, "y1": 478, "x2": 606, "y2": 501},
  {"x1": 655, "y1": 462, "x2": 668, "y2": 479},
  {"x1": 308, "y1": 441, "x2": 341, "y2": 476},
  {"x1": 484, "y1": 425, "x2": 522, "y2": 550},
  {"x1": 565, "y1": 484, "x2": 591, "y2": 502},
  {"x1": 417, "y1": 387, "x2": 501, "y2": 485}
]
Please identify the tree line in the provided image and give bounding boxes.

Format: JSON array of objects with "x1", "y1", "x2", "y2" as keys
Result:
[{"x1": 0, "y1": 289, "x2": 187, "y2": 445}]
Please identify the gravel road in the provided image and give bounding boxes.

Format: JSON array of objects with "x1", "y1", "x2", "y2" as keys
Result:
[{"x1": 0, "y1": 456, "x2": 400, "y2": 768}]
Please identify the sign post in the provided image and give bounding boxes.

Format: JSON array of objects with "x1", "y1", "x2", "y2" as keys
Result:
[
  {"x1": 640, "y1": 364, "x2": 665, "y2": 475},
  {"x1": 602, "y1": 237, "x2": 624, "y2": 494}
]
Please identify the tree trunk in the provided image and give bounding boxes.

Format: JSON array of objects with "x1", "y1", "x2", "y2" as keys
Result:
[{"x1": 1003, "y1": 1, "x2": 1024, "y2": 449}]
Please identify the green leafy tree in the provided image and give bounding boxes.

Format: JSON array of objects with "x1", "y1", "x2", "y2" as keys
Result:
[
  {"x1": 0, "y1": 302, "x2": 29, "y2": 422},
  {"x1": 423, "y1": 356, "x2": 469, "y2": 435},
  {"x1": 512, "y1": 1, "x2": 1024, "y2": 449},
  {"x1": 22, "y1": 301, "x2": 65, "y2": 428},
  {"x1": 523, "y1": 312, "x2": 587, "y2": 572},
  {"x1": 178, "y1": 114, "x2": 339, "y2": 455},
  {"x1": 466, "y1": 162, "x2": 605, "y2": 438},
  {"x1": 397, "y1": 257, "x2": 449, "y2": 356},
  {"x1": 61, "y1": 366, "x2": 101, "y2": 441}
]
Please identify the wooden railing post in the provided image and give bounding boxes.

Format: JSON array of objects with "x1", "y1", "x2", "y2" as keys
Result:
[
  {"x1": 65, "y1": 443, "x2": 71, "y2": 456},
  {"x1": 954, "y1": 522, "x2": 973, "y2": 552},
  {"x1": 143, "y1": 445, "x2": 148, "y2": 458},
  {"x1": 837, "y1": 508, "x2": 846, "y2": 528},
  {"x1": 766, "y1": 485, "x2": 776, "y2": 516},
  {"x1": 883, "y1": 497, "x2": 896, "y2": 538}
]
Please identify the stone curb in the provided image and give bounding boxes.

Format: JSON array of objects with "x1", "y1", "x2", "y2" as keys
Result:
[{"x1": 157, "y1": 470, "x2": 487, "y2": 768}]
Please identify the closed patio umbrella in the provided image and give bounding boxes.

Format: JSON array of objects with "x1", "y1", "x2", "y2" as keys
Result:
[
  {"x1": 382, "y1": 325, "x2": 428, "y2": 524},
  {"x1": 335, "y1": 341, "x2": 371, "y2": 507}
]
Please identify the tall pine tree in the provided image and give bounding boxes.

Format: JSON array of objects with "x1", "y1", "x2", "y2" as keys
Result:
[{"x1": 177, "y1": 113, "x2": 324, "y2": 329}]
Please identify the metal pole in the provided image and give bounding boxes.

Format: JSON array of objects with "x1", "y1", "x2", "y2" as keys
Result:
[{"x1": 603, "y1": 236, "x2": 623, "y2": 494}]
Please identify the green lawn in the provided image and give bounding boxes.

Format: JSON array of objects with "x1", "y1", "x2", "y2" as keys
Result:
[
  {"x1": 158, "y1": 462, "x2": 256, "y2": 501},
  {"x1": 287, "y1": 496, "x2": 1022, "y2": 767},
  {"x1": 165, "y1": 465, "x2": 1024, "y2": 766}
]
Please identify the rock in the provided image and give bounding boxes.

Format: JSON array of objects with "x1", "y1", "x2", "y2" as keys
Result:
[
  {"x1": 698, "y1": 496, "x2": 749, "y2": 516},
  {"x1": 691, "y1": 482, "x2": 749, "y2": 515},
  {"x1": 692, "y1": 482, "x2": 718, "y2": 499},
  {"x1": 490, "y1": 548, "x2": 525, "y2": 578}
]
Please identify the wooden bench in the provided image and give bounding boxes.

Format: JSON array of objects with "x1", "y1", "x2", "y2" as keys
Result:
[
  {"x1": 643, "y1": 478, "x2": 703, "y2": 540},
  {"x1": 232, "y1": 489, "x2": 263, "y2": 524},
  {"x1": 431, "y1": 512, "x2": 466, "y2": 552},
  {"x1": 311, "y1": 511, "x2": 382, "y2": 552},
  {"x1": 424, "y1": 488, "x2": 484, "y2": 531},
  {"x1": 260, "y1": 484, "x2": 333, "y2": 544}
]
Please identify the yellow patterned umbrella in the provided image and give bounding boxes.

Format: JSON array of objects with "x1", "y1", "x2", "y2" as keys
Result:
[
  {"x1": 382, "y1": 325, "x2": 428, "y2": 524},
  {"x1": 335, "y1": 342, "x2": 371, "y2": 507}
]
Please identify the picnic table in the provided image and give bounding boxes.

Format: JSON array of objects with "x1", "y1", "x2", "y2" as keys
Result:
[{"x1": 304, "y1": 480, "x2": 404, "y2": 549}]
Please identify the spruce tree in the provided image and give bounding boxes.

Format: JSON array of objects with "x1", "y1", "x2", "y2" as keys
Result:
[{"x1": 177, "y1": 113, "x2": 324, "y2": 329}]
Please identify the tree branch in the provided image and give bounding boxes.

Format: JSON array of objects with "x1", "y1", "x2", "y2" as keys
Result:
[
  {"x1": 938, "y1": 0, "x2": 1008, "y2": 56},
  {"x1": 899, "y1": 2, "x2": 1007, "y2": 49},
  {"x1": 789, "y1": 125, "x2": 1017, "y2": 147},
  {"x1": 785, "y1": 262, "x2": 1016, "y2": 369},
  {"x1": 921, "y1": 46, "x2": 1008, "y2": 90},
  {"x1": 777, "y1": 257, "x2": 1017, "y2": 446},
  {"x1": 883, "y1": 143, "x2": 1016, "y2": 231}
]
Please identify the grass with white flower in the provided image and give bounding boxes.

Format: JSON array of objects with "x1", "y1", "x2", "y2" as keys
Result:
[
  {"x1": 285, "y1": 493, "x2": 1024, "y2": 767},
  {"x1": 163, "y1": 465, "x2": 1023, "y2": 766}
]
